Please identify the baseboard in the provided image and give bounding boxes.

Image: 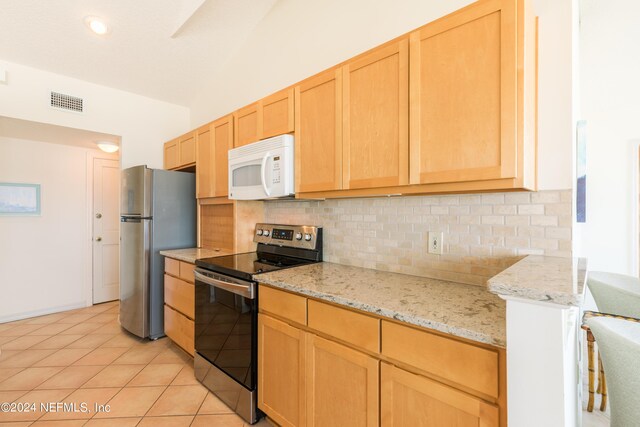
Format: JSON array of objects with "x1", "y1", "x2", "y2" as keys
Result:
[{"x1": 0, "y1": 301, "x2": 89, "y2": 324}]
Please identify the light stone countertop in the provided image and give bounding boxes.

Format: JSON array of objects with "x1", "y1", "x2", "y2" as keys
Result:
[
  {"x1": 487, "y1": 255, "x2": 588, "y2": 306},
  {"x1": 159, "y1": 247, "x2": 235, "y2": 264},
  {"x1": 255, "y1": 262, "x2": 506, "y2": 348}
]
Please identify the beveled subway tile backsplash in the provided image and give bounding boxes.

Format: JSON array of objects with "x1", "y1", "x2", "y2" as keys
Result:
[{"x1": 264, "y1": 190, "x2": 572, "y2": 286}]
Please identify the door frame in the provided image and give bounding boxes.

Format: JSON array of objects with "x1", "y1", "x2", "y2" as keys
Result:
[{"x1": 85, "y1": 150, "x2": 120, "y2": 307}]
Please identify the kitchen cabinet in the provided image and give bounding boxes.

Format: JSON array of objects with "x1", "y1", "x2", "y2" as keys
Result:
[
  {"x1": 294, "y1": 68, "x2": 343, "y2": 193},
  {"x1": 342, "y1": 39, "x2": 409, "y2": 190},
  {"x1": 306, "y1": 334, "x2": 379, "y2": 427},
  {"x1": 164, "y1": 131, "x2": 197, "y2": 171},
  {"x1": 195, "y1": 124, "x2": 212, "y2": 198},
  {"x1": 257, "y1": 285, "x2": 506, "y2": 427},
  {"x1": 163, "y1": 138, "x2": 179, "y2": 170},
  {"x1": 258, "y1": 313, "x2": 306, "y2": 427},
  {"x1": 198, "y1": 198, "x2": 264, "y2": 252},
  {"x1": 163, "y1": 257, "x2": 195, "y2": 355},
  {"x1": 381, "y1": 362, "x2": 499, "y2": 427},
  {"x1": 234, "y1": 88, "x2": 295, "y2": 147},
  {"x1": 409, "y1": 0, "x2": 536, "y2": 188},
  {"x1": 196, "y1": 115, "x2": 234, "y2": 199}
]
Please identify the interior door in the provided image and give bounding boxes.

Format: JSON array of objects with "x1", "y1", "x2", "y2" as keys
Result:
[{"x1": 93, "y1": 158, "x2": 120, "y2": 304}]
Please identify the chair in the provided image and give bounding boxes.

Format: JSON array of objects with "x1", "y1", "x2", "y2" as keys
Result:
[
  {"x1": 586, "y1": 317, "x2": 640, "y2": 427},
  {"x1": 583, "y1": 272, "x2": 640, "y2": 411}
]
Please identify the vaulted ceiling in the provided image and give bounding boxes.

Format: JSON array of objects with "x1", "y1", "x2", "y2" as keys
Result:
[{"x1": 0, "y1": 0, "x2": 278, "y2": 106}]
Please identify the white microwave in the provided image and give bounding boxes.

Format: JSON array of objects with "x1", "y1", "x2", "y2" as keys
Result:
[{"x1": 228, "y1": 134, "x2": 295, "y2": 200}]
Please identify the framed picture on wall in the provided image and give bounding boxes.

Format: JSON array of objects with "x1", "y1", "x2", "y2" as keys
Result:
[
  {"x1": 0, "y1": 183, "x2": 41, "y2": 216},
  {"x1": 576, "y1": 120, "x2": 587, "y2": 223}
]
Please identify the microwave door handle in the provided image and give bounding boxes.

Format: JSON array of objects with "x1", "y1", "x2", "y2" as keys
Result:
[{"x1": 261, "y1": 153, "x2": 271, "y2": 197}]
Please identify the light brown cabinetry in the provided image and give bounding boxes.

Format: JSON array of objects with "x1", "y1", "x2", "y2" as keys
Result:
[
  {"x1": 258, "y1": 314, "x2": 306, "y2": 427},
  {"x1": 257, "y1": 285, "x2": 505, "y2": 427},
  {"x1": 294, "y1": 68, "x2": 343, "y2": 193},
  {"x1": 198, "y1": 198, "x2": 264, "y2": 252},
  {"x1": 342, "y1": 40, "x2": 409, "y2": 190},
  {"x1": 306, "y1": 334, "x2": 379, "y2": 427},
  {"x1": 164, "y1": 132, "x2": 197, "y2": 171},
  {"x1": 163, "y1": 138, "x2": 179, "y2": 170},
  {"x1": 196, "y1": 115, "x2": 234, "y2": 199},
  {"x1": 409, "y1": 0, "x2": 534, "y2": 189},
  {"x1": 163, "y1": 257, "x2": 195, "y2": 355},
  {"x1": 381, "y1": 362, "x2": 499, "y2": 427},
  {"x1": 234, "y1": 88, "x2": 295, "y2": 147}
]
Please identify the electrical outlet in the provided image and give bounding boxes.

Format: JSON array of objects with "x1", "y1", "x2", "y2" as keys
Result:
[{"x1": 428, "y1": 231, "x2": 443, "y2": 255}]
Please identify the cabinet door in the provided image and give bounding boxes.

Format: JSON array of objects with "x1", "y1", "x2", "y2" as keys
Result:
[
  {"x1": 381, "y1": 362, "x2": 498, "y2": 427},
  {"x1": 212, "y1": 115, "x2": 233, "y2": 197},
  {"x1": 179, "y1": 132, "x2": 196, "y2": 166},
  {"x1": 295, "y1": 68, "x2": 342, "y2": 193},
  {"x1": 234, "y1": 102, "x2": 260, "y2": 147},
  {"x1": 306, "y1": 334, "x2": 379, "y2": 427},
  {"x1": 196, "y1": 124, "x2": 213, "y2": 198},
  {"x1": 409, "y1": 0, "x2": 517, "y2": 184},
  {"x1": 164, "y1": 139, "x2": 179, "y2": 170},
  {"x1": 261, "y1": 88, "x2": 294, "y2": 139},
  {"x1": 258, "y1": 314, "x2": 306, "y2": 427},
  {"x1": 343, "y1": 39, "x2": 409, "y2": 190}
]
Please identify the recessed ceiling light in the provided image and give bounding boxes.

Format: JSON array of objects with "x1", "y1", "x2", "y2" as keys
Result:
[{"x1": 85, "y1": 16, "x2": 110, "y2": 35}]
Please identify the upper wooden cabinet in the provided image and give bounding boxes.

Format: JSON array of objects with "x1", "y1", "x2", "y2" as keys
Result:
[
  {"x1": 164, "y1": 132, "x2": 196, "y2": 171},
  {"x1": 212, "y1": 115, "x2": 234, "y2": 197},
  {"x1": 196, "y1": 115, "x2": 234, "y2": 199},
  {"x1": 195, "y1": 124, "x2": 212, "y2": 198},
  {"x1": 163, "y1": 138, "x2": 179, "y2": 170},
  {"x1": 235, "y1": 88, "x2": 295, "y2": 147},
  {"x1": 234, "y1": 102, "x2": 260, "y2": 148},
  {"x1": 295, "y1": 68, "x2": 343, "y2": 193},
  {"x1": 409, "y1": 0, "x2": 536, "y2": 187},
  {"x1": 342, "y1": 40, "x2": 409, "y2": 190}
]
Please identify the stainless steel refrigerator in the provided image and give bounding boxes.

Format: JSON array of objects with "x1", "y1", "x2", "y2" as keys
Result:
[{"x1": 119, "y1": 165, "x2": 196, "y2": 339}]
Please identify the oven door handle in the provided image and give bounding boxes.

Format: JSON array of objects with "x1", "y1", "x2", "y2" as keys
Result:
[{"x1": 194, "y1": 269, "x2": 255, "y2": 299}]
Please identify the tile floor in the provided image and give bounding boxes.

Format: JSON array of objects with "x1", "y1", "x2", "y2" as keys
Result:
[{"x1": 0, "y1": 301, "x2": 270, "y2": 426}]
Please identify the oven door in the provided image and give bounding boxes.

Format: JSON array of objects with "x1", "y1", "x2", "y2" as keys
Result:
[{"x1": 194, "y1": 268, "x2": 257, "y2": 390}]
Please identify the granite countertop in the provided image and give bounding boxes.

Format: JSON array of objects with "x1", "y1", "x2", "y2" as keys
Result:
[
  {"x1": 159, "y1": 247, "x2": 235, "y2": 264},
  {"x1": 487, "y1": 255, "x2": 588, "y2": 306},
  {"x1": 255, "y1": 262, "x2": 506, "y2": 348}
]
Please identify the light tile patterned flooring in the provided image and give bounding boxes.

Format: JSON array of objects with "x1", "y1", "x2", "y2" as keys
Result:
[{"x1": 0, "y1": 302, "x2": 269, "y2": 426}]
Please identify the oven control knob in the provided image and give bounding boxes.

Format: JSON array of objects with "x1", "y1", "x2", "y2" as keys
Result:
[
  {"x1": 295, "y1": 232, "x2": 303, "y2": 240},
  {"x1": 263, "y1": 230, "x2": 270, "y2": 237},
  {"x1": 304, "y1": 233, "x2": 312, "y2": 241},
  {"x1": 257, "y1": 229, "x2": 263, "y2": 236}
]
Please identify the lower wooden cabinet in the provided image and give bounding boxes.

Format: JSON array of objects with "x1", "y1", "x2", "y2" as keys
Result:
[
  {"x1": 257, "y1": 285, "x2": 505, "y2": 427},
  {"x1": 306, "y1": 334, "x2": 379, "y2": 427},
  {"x1": 380, "y1": 362, "x2": 499, "y2": 427},
  {"x1": 258, "y1": 314, "x2": 306, "y2": 427},
  {"x1": 163, "y1": 257, "x2": 195, "y2": 356}
]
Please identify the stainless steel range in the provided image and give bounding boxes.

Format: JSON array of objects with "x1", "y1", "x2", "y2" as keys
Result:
[{"x1": 193, "y1": 223, "x2": 322, "y2": 424}]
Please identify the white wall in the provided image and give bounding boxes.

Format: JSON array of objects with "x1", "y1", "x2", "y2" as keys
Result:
[
  {"x1": 579, "y1": 0, "x2": 640, "y2": 275},
  {"x1": 0, "y1": 137, "x2": 111, "y2": 321},
  {"x1": 0, "y1": 60, "x2": 190, "y2": 169},
  {"x1": 189, "y1": 0, "x2": 577, "y2": 191}
]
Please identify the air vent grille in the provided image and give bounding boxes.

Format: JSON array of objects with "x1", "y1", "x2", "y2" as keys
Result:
[{"x1": 50, "y1": 91, "x2": 84, "y2": 113}]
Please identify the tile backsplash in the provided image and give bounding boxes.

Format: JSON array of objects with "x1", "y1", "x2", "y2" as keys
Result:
[{"x1": 265, "y1": 190, "x2": 572, "y2": 286}]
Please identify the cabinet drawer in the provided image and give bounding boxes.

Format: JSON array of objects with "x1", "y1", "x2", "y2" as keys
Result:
[
  {"x1": 164, "y1": 304, "x2": 194, "y2": 356},
  {"x1": 165, "y1": 257, "x2": 180, "y2": 277},
  {"x1": 308, "y1": 300, "x2": 379, "y2": 353},
  {"x1": 179, "y1": 261, "x2": 195, "y2": 283},
  {"x1": 164, "y1": 274, "x2": 194, "y2": 319},
  {"x1": 381, "y1": 320, "x2": 499, "y2": 398},
  {"x1": 259, "y1": 285, "x2": 307, "y2": 325}
]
